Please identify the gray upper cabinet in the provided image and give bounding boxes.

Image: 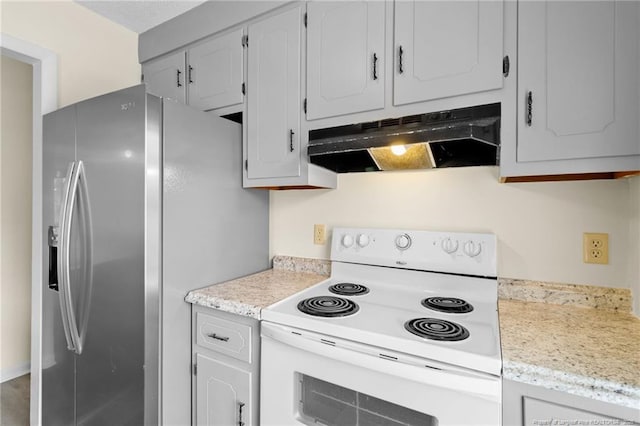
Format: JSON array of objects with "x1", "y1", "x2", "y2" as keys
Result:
[
  {"x1": 500, "y1": 0, "x2": 640, "y2": 180},
  {"x1": 306, "y1": 1, "x2": 385, "y2": 120},
  {"x1": 142, "y1": 51, "x2": 186, "y2": 103},
  {"x1": 142, "y1": 29, "x2": 244, "y2": 112},
  {"x1": 517, "y1": 0, "x2": 640, "y2": 165},
  {"x1": 246, "y1": 5, "x2": 302, "y2": 180},
  {"x1": 187, "y1": 29, "x2": 245, "y2": 111},
  {"x1": 393, "y1": 0, "x2": 504, "y2": 106}
]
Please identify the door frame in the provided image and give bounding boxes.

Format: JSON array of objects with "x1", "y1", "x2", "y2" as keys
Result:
[{"x1": 1, "y1": 32, "x2": 58, "y2": 426}]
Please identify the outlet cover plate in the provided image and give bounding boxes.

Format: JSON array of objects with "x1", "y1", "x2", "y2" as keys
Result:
[
  {"x1": 583, "y1": 232, "x2": 609, "y2": 264},
  {"x1": 314, "y1": 224, "x2": 326, "y2": 245}
]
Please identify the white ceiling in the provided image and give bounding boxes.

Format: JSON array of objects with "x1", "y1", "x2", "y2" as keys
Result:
[{"x1": 75, "y1": 0, "x2": 207, "y2": 34}]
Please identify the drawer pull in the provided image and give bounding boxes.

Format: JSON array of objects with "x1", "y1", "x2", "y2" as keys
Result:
[{"x1": 207, "y1": 333, "x2": 230, "y2": 342}]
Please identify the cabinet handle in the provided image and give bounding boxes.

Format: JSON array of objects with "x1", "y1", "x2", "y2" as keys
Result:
[
  {"x1": 176, "y1": 69, "x2": 182, "y2": 87},
  {"x1": 207, "y1": 333, "x2": 229, "y2": 342},
  {"x1": 372, "y1": 53, "x2": 378, "y2": 80},
  {"x1": 526, "y1": 91, "x2": 533, "y2": 127},
  {"x1": 188, "y1": 66, "x2": 194, "y2": 84},
  {"x1": 398, "y1": 46, "x2": 404, "y2": 74},
  {"x1": 237, "y1": 401, "x2": 245, "y2": 426},
  {"x1": 289, "y1": 129, "x2": 295, "y2": 152}
]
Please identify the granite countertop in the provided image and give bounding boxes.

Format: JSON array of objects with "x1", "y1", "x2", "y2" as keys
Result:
[
  {"x1": 499, "y1": 299, "x2": 640, "y2": 409},
  {"x1": 185, "y1": 255, "x2": 639, "y2": 409},
  {"x1": 185, "y1": 256, "x2": 329, "y2": 319}
]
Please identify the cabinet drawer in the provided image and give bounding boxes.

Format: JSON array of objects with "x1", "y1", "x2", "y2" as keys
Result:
[
  {"x1": 195, "y1": 312, "x2": 252, "y2": 363},
  {"x1": 523, "y1": 397, "x2": 619, "y2": 425}
]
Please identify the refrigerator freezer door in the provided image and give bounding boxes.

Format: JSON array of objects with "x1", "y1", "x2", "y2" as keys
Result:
[
  {"x1": 42, "y1": 105, "x2": 77, "y2": 426},
  {"x1": 162, "y1": 99, "x2": 269, "y2": 425},
  {"x1": 74, "y1": 86, "x2": 147, "y2": 425}
]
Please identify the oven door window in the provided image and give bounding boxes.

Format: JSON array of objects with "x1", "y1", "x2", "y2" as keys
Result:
[{"x1": 298, "y1": 373, "x2": 437, "y2": 426}]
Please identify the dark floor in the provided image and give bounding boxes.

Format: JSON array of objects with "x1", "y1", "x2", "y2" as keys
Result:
[{"x1": 1, "y1": 374, "x2": 30, "y2": 426}]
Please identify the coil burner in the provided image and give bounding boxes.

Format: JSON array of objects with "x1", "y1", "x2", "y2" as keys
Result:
[
  {"x1": 422, "y1": 297, "x2": 474, "y2": 314},
  {"x1": 404, "y1": 318, "x2": 470, "y2": 341},
  {"x1": 297, "y1": 296, "x2": 359, "y2": 318},
  {"x1": 328, "y1": 283, "x2": 370, "y2": 296}
]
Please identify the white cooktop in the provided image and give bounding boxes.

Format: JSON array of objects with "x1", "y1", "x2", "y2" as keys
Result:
[{"x1": 262, "y1": 227, "x2": 502, "y2": 376}]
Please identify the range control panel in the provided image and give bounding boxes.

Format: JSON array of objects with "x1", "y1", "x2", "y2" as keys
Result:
[{"x1": 331, "y1": 227, "x2": 497, "y2": 278}]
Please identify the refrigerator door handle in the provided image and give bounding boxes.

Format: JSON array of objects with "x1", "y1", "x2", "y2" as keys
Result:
[
  {"x1": 61, "y1": 161, "x2": 92, "y2": 355},
  {"x1": 76, "y1": 161, "x2": 93, "y2": 354},
  {"x1": 57, "y1": 162, "x2": 77, "y2": 352}
]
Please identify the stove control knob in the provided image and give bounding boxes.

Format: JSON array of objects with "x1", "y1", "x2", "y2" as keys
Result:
[
  {"x1": 395, "y1": 234, "x2": 412, "y2": 250},
  {"x1": 441, "y1": 238, "x2": 459, "y2": 254},
  {"x1": 341, "y1": 234, "x2": 354, "y2": 248},
  {"x1": 463, "y1": 240, "x2": 482, "y2": 257},
  {"x1": 356, "y1": 234, "x2": 370, "y2": 247}
]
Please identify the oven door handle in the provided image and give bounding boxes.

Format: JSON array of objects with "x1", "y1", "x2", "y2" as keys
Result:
[{"x1": 261, "y1": 322, "x2": 500, "y2": 402}]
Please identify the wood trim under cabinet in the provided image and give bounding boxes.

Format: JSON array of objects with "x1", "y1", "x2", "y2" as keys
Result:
[
  {"x1": 260, "y1": 185, "x2": 327, "y2": 190},
  {"x1": 500, "y1": 171, "x2": 640, "y2": 183}
]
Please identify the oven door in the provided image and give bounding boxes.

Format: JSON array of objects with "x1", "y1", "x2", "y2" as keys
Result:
[{"x1": 260, "y1": 322, "x2": 501, "y2": 426}]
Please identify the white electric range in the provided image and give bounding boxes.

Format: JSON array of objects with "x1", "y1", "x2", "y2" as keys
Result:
[{"x1": 260, "y1": 227, "x2": 502, "y2": 426}]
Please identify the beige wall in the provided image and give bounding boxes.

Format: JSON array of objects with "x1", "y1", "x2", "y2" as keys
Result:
[
  {"x1": 1, "y1": 56, "x2": 33, "y2": 374},
  {"x1": 270, "y1": 167, "x2": 636, "y2": 293},
  {"x1": 1, "y1": 0, "x2": 140, "y2": 107},
  {"x1": 630, "y1": 176, "x2": 640, "y2": 315}
]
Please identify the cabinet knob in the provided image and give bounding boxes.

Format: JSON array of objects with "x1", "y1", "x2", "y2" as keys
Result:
[
  {"x1": 188, "y1": 65, "x2": 194, "y2": 84},
  {"x1": 398, "y1": 46, "x2": 404, "y2": 74},
  {"x1": 176, "y1": 69, "x2": 182, "y2": 87}
]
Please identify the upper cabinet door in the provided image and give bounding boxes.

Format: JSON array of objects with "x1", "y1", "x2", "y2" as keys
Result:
[
  {"x1": 517, "y1": 1, "x2": 640, "y2": 163},
  {"x1": 306, "y1": 1, "x2": 385, "y2": 120},
  {"x1": 393, "y1": 0, "x2": 504, "y2": 106},
  {"x1": 247, "y1": 6, "x2": 302, "y2": 179},
  {"x1": 143, "y1": 51, "x2": 186, "y2": 103},
  {"x1": 187, "y1": 29, "x2": 244, "y2": 111}
]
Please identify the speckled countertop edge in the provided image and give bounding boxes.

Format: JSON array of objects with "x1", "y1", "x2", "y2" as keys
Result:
[
  {"x1": 185, "y1": 291, "x2": 263, "y2": 318},
  {"x1": 503, "y1": 360, "x2": 640, "y2": 409},
  {"x1": 185, "y1": 256, "x2": 329, "y2": 319}
]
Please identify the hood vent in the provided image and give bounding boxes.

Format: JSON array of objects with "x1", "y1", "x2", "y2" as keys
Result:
[{"x1": 308, "y1": 103, "x2": 501, "y2": 173}]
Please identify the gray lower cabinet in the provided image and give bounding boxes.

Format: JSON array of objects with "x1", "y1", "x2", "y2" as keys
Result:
[
  {"x1": 192, "y1": 305, "x2": 260, "y2": 426},
  {"x1": 503, "y1": 379, "x2": 639, "y2": 426}
]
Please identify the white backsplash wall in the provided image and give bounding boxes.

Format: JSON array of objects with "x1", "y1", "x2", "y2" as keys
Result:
[{"x1": 270, "y1": 167, "x2": 635, "y2": 293}]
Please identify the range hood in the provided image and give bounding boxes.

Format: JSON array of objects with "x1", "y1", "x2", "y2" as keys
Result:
[{"x1": 308, "y1": 103, "x2": 500, "y2": 173}]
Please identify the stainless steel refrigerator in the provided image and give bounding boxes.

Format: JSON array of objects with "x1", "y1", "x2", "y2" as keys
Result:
[{"x1": 41, "y1": 84, "x2": 268, "y2": 425}]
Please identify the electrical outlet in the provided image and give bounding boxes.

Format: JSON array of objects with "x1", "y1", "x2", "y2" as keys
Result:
[
  {"x1": 314, "y1": 224, "x2": 326, "y2": 245},
  {"x1": 583, "y1": 233, "x2": 609, "y2": 264}
]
